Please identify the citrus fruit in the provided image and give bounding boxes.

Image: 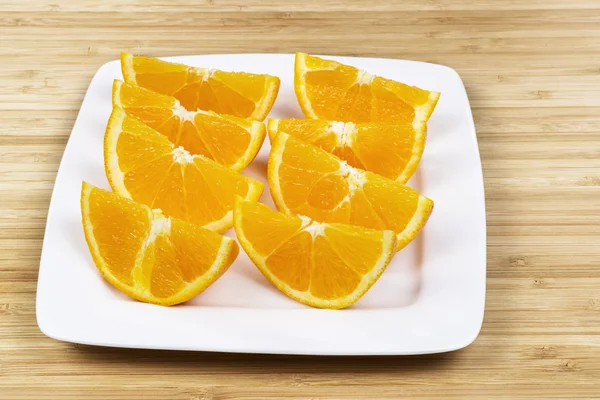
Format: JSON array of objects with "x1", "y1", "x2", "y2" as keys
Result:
[
  {"x1": 233, "y1": 197, "x2": 396, "y2": 309},
  {"x1": 121, "y1": 52, "x2": 280, "y2": 121},
  {"x1": 267, "y1": 118, "x2": 426, "y2": 183},
  {"x1": 113, "y1": 80, "x2": 266, "y2": 171},
  {"x1": 268, "y1": 133, "x2": 433, "y2": 250},
  {"x1": 104, "y1": 107, "x2": 264, "y2": 232},
  {"x1": 294, "y1": 52, "x2": 440, "y2": 124},
  {"x1": 81, "y1": 182, "x2": 239, "y2": 306}
]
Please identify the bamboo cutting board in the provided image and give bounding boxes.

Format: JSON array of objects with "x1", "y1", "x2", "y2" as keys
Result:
[{"x1": 1, "y1": 0, "x2": 600, "y2": 399}]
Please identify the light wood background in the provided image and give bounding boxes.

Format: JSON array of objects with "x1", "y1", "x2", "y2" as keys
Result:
[{"x1": 1, "y1": 0, "x2": 600, "y2": 399}]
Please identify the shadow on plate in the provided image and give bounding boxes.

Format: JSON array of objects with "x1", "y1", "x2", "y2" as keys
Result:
[{"x1": 65, "y1": 340, "x2": 459, "y2": 369}]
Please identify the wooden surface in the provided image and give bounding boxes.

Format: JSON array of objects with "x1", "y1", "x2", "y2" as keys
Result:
[{"x1": 1, "y1": 0, "x2": 600, "y2": 399}]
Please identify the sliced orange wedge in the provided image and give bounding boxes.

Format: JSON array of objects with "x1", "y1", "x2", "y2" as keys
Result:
[
  {"x1": 121, "y1": 53, "x2": 280, "y2": 121},
  {"x1": 113, "y1": 80, "x2": 266, "y2": 171},
  {"x1": 104, "y1": 107, "x2": 264, "y2": 232},
  {"x1": 233, "y1": 197, "x2": 396, "y2": 309},
  {"x1": 81, "y1": 182, "x2": 239, "y2": 306},
  {"x1": 268, "y1": 133, "x2": 433, "y2": 250},
  {"x1": 268, "y1": 118, "x2": 426, "y2": 183},
  {"x1": 295, "y1": 53, "x2": 440, "y2": 124}
]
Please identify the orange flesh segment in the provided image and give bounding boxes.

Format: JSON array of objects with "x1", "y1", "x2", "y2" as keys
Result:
[
  {"x1": 81, "y1": 183, "x2": 239, "y2": 306},
  {"x1": 295, "y1": 53, "x2": 440, "y2": 124},
  {"x1": 121, "y1": 53, "x2": 280, "y2": 121},
  {"x1": 105, "y1": 108, "x2": 263, "y2": 232},
  {"x1": 268, "y1": 118, "x2": 426, "y2": 182},
  {"x1": 86, "y1": 184, "x2": 151, "y2": 286},
  {"x1": 113, "y1": 80, "x2": 266, "y2": 171},
  {"x1": 265, "y1": 230, "x2": 314, "y2": 292},
  {"x1": 269, "y1": 133, "x2": 433, "y2": 248},
  {"x1": 233, "y1": 198, "x2": 396, "y2": 309}
]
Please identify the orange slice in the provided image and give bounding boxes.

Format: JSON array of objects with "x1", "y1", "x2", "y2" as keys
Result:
[
  {"x1": 121, "y1": 53, "x2": 280, "y2": 121},
  {"x1": 268, "y1": 133, "x2": 433, "y2": 250},
  {"x1": 268, "y1": 118, "x2": 426, "y2": 183},
  {"x1": 233, "y1": 197, "x2": 395, "y2": 309},
  {"x1": 295, "y1": 52, "x2": 440, "y2": 124},
  {"x1": 113, "y1": 80, "x2": 266, "y2": 171},
  {"x1": 81, "y1": 182, "x2": 239, "y2": 306},
  {"x1": 104, "y1": 107, "x2": 264, "y2": 232}
]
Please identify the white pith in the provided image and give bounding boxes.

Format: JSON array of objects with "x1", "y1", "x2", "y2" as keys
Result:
[
  {"x1": 328, "y1": 121, "x2": 356, "y2": 147},
  {"x1": 357, "y1": 69, "x2": 374, "y2": 85},
  {"x1": 172, "y1": 146, "x2": 194, "y2": 164},
  {"x1": 172, "y1": 104, "x2": 195, "y2": 121}
]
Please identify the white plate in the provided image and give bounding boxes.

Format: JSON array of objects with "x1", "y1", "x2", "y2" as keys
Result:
[{"x1": 36, "y1": 54, "x2": 486, "y2": 355}]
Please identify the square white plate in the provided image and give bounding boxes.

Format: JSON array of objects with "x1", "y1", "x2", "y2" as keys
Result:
[{"x1": 36, "y1": 53, "x2": 486, "y2": 355}]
